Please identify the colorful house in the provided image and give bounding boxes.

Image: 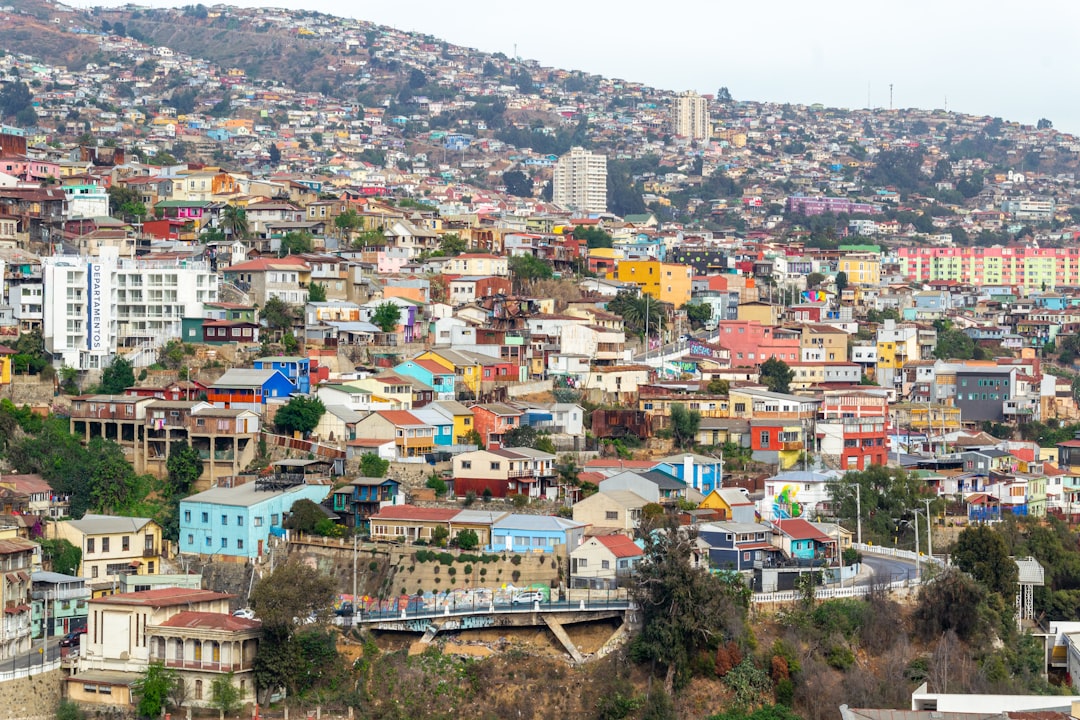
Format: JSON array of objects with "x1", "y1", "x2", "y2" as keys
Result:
[
  {"x1": 0, "y1": 345, "x2": 12, "y2": 386},
  {"x1": 488, "y1": 514, "x2": 586, "y2": 554},
  {"x1": 470, "y1": 403, "x2": 524, "y2": 449},
  {"x1": 653, "y1": 453, "x2": 723, "y2": 495},
  {"x1": 769, "y1": 518, "x2": 836, "y2": 564},
  {"x1": 698, "y1": 488, "x2": 757, "y2": 523},
  {"x1": 253, "y1": 356, "x2": 312, "y2": 394},
  {"x1": 207, "y1": 369, "x2": 296, "y2": 412},
  {"x1": 352, "y1": 410, "x2": 435, "y2": 461},
  {"x1": 570, "y1": 535, "x2": 644, "y2": 589},
  {"x1": 698, "y1": 521, "x2": 777, "y2": 572},
  {"x1": 329, "y1": 476, "x2": 401, "y2": 532},
  {"x1": 394, "y1": 359, "x2": 456, "y2": 401},
  {"x1": 429, "y1": 400, "x2": 476, "y2": 445}
]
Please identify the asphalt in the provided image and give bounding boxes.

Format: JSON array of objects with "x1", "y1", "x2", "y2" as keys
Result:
[{"x1": 0, "y1": 638, "x2": 63, "y2": 673}]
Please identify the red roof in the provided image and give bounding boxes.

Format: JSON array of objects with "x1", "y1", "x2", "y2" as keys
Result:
[
  {"x1": 412, "y1": 359, "x2": 453, "y2": 375},
  {"x1": 90, "y1": 587, "x2": 233, "y2": 607},
  {"x1": 0, "y1": 345, "x2": 14, "y2": 355},
  {"x1": 584, "y1": 459, "x2": 658, "y2": 470},
  {"x1": 225, "y1": 256, "x2": 309, "y2": 273},
  {"x1": 370, "y1": 505, "x2": 459, "y2": 522},
  {"x1": 155, "y1": 611, "x2": 261, "y2": 632},
  {"x1": 772, "y1": 519, "x2": 832, "y2": 542},
  {"x1": 376, "y1": 410, "x2": 426, "y2": 427},
  {"x1": 595, "y1": 535, "x2": 643, "y2": 558}
]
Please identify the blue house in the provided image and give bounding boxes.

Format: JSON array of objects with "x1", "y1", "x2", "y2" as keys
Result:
[
  {"x1": 179, "y1": 481, "x2": 330, "y2": 560},
  {"x1": 488, "y1": 514, "x2": 587, "y2": 554},
  {"x1": 254, "y1": 356, "x2": 312, "y2": 394},
  {"x1": 653, "y1": 453, "x2": 723, "y2": 495},
  {"x1": 394, "y1": 359, "x2": 455, "y2": 401},
  {"x1": 698, "y1": 521, "x2": 777, "y2": 572},
  {"x1": 208, "y1": 368, "x2": 296, "y2": 412},
  {"x1": 770, "y1": 519, "x2": 835, "y2": 564},
  {"x1": 330, "y1": 476, "x2": 401, "y2": 532},
  {"x1": 410, "y1": 407, "x2": 454, "y2": 447}
]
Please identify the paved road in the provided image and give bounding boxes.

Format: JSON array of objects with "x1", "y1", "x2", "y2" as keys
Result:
[
  {"x1": 0, "y1": 638, "x2": 62, "y2": 673},
  {"x1": 632, "y1": 329, "x2": 716, "y2": 363},
  {"x1": 861, "y1": 553, "x2": 919, "y2": 585}
]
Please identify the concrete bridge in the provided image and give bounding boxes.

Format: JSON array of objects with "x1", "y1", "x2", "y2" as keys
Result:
[{"x1": 342, "y1": 600, "x2": 635, "y2": 663}]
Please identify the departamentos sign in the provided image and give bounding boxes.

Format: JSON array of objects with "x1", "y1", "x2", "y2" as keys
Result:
[{"x1": 88, "y1": 263, "x2": 103, "y2": 351}]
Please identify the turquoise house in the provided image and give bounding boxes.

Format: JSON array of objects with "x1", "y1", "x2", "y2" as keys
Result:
[
  {"x1": 179, "y1": 481, "x2": 330, "y2": 560},
  {"x1": 488, "y1": 514, "x2": 587, "y2": 554},
  {"x1": 394, "y1": 359, "x2": 455, "y2": 401},
  {"x1": 31, "y1": 571, "x2": 90, "y2": 639},
  {"x1": 410, "y1": 407, "x2": 453, "y2": 447}
]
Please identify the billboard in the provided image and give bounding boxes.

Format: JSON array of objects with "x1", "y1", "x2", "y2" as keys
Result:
[{"x1": 88, "y1": 263, "x2": 103, "y2": 351}]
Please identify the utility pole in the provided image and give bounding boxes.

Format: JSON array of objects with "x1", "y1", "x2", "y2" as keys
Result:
[
  {"x1": 913, "y1": 510, "x2": 920, "y2": 583},
  {"x1": 854, "y1": 483, "x2": 862, "y2": 546},
  {"x1": 352, "y1": 533, "x2": 358, "y2": 621},
  {"x1": 922, "y1": 497, "x2": 933, "y2": 561}
]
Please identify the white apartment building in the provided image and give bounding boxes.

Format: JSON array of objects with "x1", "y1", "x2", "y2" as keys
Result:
[
  {"x1": 672, "y1": 91, "x2": 711, "y2": 141},
  {"x1": 42, "y1": 247, "x2": 218, "y2": 370},
  {"x1": 553, "y1": 146, "x2": 607, "y2": 214}
]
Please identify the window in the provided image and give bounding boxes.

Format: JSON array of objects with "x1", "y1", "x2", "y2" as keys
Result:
[
  {"x1": 760, "y1": 431, "x2": 770, "y2": 447},
  {"x1": 462, "y1": 461, "x2": 472, "y2": 470},
  {"x1": 101, "y1": 538, "x2": 110, "y2": 553},
  {"x1": 238, "y1": 515, "x2": 244, "y2": 526},
  {"x1": 184, "y1": 511, "x2": 191, "y2": 523},
  {"x1": 87, "y1": 539, "x2": 95, "y2": 554},
  {"x1": 221, "y1": 515, "x2": 228, "y2": 526},
  {"x1": 601, "y1": 560, "x2": 610, "y2": 570},
  {"x1": 237, "y1": 539, "x2": 244, "y2": 550},
  {"x1": 734, "y1": 403, "x2": 746, "y2": 412},
  {"x1": 271, "y1": 514, "x2": 280, "y2": 525},
  {"x1": 122, "y1": 536, "x2": 130, "y2": 552},
  {"x1": 490, "y1": 462, "x2": 501, "y2": 470},
  {"x1": 605, "y1": 511, "x2": 619, "y2": 520},
  {"x1": 188, "y1": 534, "x2": 194, "y2": 545},
  {"x1": 91, "y1": 566, "x2": 98, "y2": 579},
  {"x1": 201, "y1": 512, "x2": 209, "y2": 523},
  {"x1": 221, "y1": 537, "x2": 228, "y2": 549},
  {"x1": 195, "y1": 680, "x2": 203, "y2": 701},
  {"x1": 254, "y1": 516, "x2": 264, "y2": 527},
  {"x1": 205, "y1": 536, "x2": 212, "y2": 547},
  {"x1": 578, "y1": 558, "x2": 587, "y2": 567},
  {"x1": 743, "y1": 551, "x2": 751, "y2": 562}
]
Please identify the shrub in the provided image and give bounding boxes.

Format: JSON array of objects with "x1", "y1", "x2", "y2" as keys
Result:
[
  {"x1": 776, "y1": 678, "x2": 795, "y2": 706},
  {"x1": 511, "y1": 555, "x2": 523, "y2": 566},
  {"x1": 826, "y1": 644, "x2": 855, "y2": 670},
  {"x1": 512, "y1": 494, "x2": 528, "y2": 509},
  {"x1": 463, "y1": 565, "x2": 473, "y2": 574},
  {"x1": 368, "y1": 561, "x2": 379, "y2": 571},
  {"x1": 463, "y1": 491, "x2": 477, "y2": 507},
  {"x1": 511, "y1": 570, "x2": 521, "y2": 583},
  {"x1": 479, "y1": 568, "x2": 487, "y2": 576},
  {"x1": 448, "y1": 567, "x2": 457, "y2": 576}
]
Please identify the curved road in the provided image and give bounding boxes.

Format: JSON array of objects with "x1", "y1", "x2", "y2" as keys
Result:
[{"x1": 860, "y1": 553, "x2": 919, "y2": 585}]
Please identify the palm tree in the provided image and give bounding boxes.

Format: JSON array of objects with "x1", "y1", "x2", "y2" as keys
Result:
[
  {"x1": 616, "y1": 294, "x2": 665, "y2": 337},
  {"x1": 220, "y1": 205, "x2": 249, "y2": 240}
]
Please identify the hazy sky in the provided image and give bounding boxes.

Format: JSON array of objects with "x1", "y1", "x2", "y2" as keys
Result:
[{"x1": 97, "y1": 0, "x2": 1080, "y2": 133}]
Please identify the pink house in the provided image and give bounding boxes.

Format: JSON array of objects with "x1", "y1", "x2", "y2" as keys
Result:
[
  {"x1": 0, "y1": 155, "x2": 61, "y2": 182},
  {"x1": 716, "y1": 321, "x2": 800, "y2": 366}
]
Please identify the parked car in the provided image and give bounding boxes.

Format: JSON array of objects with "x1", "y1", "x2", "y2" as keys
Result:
[
  {"x1": 511, "y1": 591, "x2": 543, "y2": 605},
  {"x1": 59, "y1": 631, "x2": 81, "y2": 648},
  {"x1": 232, "y1": 608, "x2": 256, "y2": 620},
  {"x1": 334, "y1": 602, "x2": 355, "y2": 617}
]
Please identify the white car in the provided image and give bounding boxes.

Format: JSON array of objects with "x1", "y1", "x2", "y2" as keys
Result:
[
  {"x1": 232, "y1": 608, "x2": 256, "y2": 620},
  {"x1": 511, "y1": 591, "x2": 543, "y2": 605}
]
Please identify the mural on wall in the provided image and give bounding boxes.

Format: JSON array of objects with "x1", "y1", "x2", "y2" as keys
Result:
[{"x1": 772, "y1": 485, "x2": 802, "y2": 519}]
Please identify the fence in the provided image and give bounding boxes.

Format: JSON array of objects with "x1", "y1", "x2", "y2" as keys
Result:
[
  {"x1": 0, "y1": 658, "x2": 61, "y2": 682},
  {"x1": 852, "y1": 542, "x2": 946, "y2": 566},
  {"x1": 751, "y1": 578, "x2": 912, "y2": 604},
  {"x1": 262, "y1": 431, "x2": 346, "y2": 460}
]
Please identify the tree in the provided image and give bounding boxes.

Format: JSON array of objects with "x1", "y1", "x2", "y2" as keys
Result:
[
  {"x1": 166, "y1": 443, "x2": 201, "y2": 496},
  {"x1": 502, "y1": 425, "x2": 539, "y2": 448},
  {"x1": 455, "y1": 528, "x2": 479, "y2": 550},
  {"x1": 220, "y1": 205, "x2": 248, "y2": 240},
  {"x1": 278, "y1": 231, "x2": 313, "y2": 256},
  {"x1": 308, "y1": 282, "x2": 327, "y2": 302},
  {"x1": 574, "y1": 225, "x2": 614, "y2": 249},
  {"x1": 1037, "y1": 118, "x2": 1053, "y2": 130},
  {"x1": 260, "y1": 297, "x2": 295, "y2": 334},
  {"x1": 39, "y1": 538, "x2": 80, "y2": 576},
  {"x1": 682, "y1": 302, "x2": 712, "y2": 328},
  {"x1": 631, "y1": 518, "x2": 751, "y2": 694},
  {"x1": 934, "y1": 327, "x2": 979, "y2": 360},
  {"x1": 951, "y1": 525, "x2": 1018, "y2": 597},
  {"x1": 267, "y1": 143, "x2": 281, "y2": 164},
  {"x1": 806, "y1": 272, "x2": 826, "y2": 288},
  {"x1": 371, "y1": 302, "x2": 402, "y2": 333},
  {"x1": 508, "y1": 254, "x2": 553, "y2": 283},
  {"x1": 913, "y1": 568, "x2": 988, "y2": 642},
  {"x1": 210, "y1": 673, "x2": 242, "y2": 716},
  {"x1": 283, "y1": 499, "x2": 326, "y2": 534},
  {"x1": 835, "y1": 271, "x2": 848, "y2": 293},
  {"x1": 274, "y1": 396, "x2": 325, "y2": 436},
  {"x1": 502, "y1": 170, "x2": 533, "y2": 197},
  {"x1": 669, "y1": 404, "x2": 701, "y2": 449},
  {"x1": 759, "y1": 357, "x2": 794, "y2": 394},
  {"x1": 608, "y1": 292, "x2": 665, "y2": 337},
  {"x1": 359, "y1": 452, "x2": 390, "y2": 478},
  {"x1": 334, "y1": 209, "x2": 360, "y2": 241},
  {"x1": 310, "y1": 131, "x2": 323, "y2": 147},
  {"x1": 438, "y1": 232, "x2": 468, "y2": 256},
  {"x1": 407, "y1": 68, "x2": 427, "y2": 89},
  {"x1": 133, "y1": 662, "x2": 178, "y2": 719},
  {"x1": 0, "y1": 81, "x2": 33, "y2": 121},
  {"x1": 707, "y1": 378, "x2": 730, "y2": 394},
  {"x1": 250, "y1": 561, "x2": 337, "y2": 702},
  {"x1": 99, "y1": 356, "x2": 135, "y2": 394}
]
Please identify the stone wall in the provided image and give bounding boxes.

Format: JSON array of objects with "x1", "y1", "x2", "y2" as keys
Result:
[
  {"x1": 2, "y1": 375, "x2": 56, "y2": 407},
  {"x1": 0, "y1": 668, "x2": 62, "y2": 720}
]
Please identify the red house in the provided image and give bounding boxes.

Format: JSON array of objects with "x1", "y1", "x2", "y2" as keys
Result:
[
  {"x1": 818, "y1": 390, "x2": 889, "y2": 470},
  {"x1": 716, "y1": 321, "x2": 800, "y2": 365},
  {"x1": 470, "y1": 403, "x2": 524, "y2": 449}
]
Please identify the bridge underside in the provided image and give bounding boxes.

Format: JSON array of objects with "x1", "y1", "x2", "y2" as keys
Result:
[{"x1": 366, "y1": 610, "x2": 628, "y2": 662}]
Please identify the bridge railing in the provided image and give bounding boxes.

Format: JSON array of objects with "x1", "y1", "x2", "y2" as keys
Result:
[
  {"x1": 752, "y1": 578, "x2": 912, "y2": 605},
  {"x1": 853, "y1": 542, "x2": 946, "y2": 566},
  {"x1": 336, "y1": 598, "x2": 633, "y2": 626}
]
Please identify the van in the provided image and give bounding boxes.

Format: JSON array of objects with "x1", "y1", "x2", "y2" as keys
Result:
[{"x1": 511, "y1": 590, "x2": 543, "y2": 605}]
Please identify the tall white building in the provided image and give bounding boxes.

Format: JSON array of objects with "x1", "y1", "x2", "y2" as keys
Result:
[
  {"x1": 672, "y1": 91, "x2": 711, "y2": 142},
  {"x1": 553, "y1": 146, "x2": 607, "y2": 214},
  {"x1": 42, "y1": 247, "x2": 218, "y2": 370}
]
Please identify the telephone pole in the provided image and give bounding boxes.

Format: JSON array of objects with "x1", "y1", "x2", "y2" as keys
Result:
[{"x1": 922, "y1": 497, "x2": 933, "y2": 560}]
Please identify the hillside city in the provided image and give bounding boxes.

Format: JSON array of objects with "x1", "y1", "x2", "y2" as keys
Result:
[{"x1": 0, "y1": 1, "x2": 1079, "y2": 720}]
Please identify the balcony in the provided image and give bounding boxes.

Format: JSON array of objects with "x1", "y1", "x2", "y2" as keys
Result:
[
  {"x1": 32, "y1": 587, "x2": 89, "y2": 602},
  {"x1": 780, "y1": 441, "x2": 804, "y2": 451},
  {"x1": 151, "y1": 657, "x2": 251, "y2": 673},
  {"x1": 507, "y1": 469, "x2": 537, "y2": 479}
]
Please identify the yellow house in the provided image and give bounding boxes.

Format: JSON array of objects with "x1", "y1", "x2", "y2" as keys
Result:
[
  {"x1": 0, "y1": 345, "x2": 12, "y2": 386},
  {"x1": 698, "y1": 488, "x2": 756, "y2": 521},
  {"x1": 736, "y1": 301, "x2": 781, "y2": 325},
  {"x1": 431, "y1": 400, "x2": 476, "y2": 444},
  {"x1": 609, "y1": 260, "x2": 692, "y2": 307},
  {"x1": 837, "y1": 253, "x2": 881, "y2": 286},
  {"x1": 417, "y1": 348, "x2": 487, "y2": 395},
  {"x1": 55, "y1": 514, "x2": 165, "y2": 594}
]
